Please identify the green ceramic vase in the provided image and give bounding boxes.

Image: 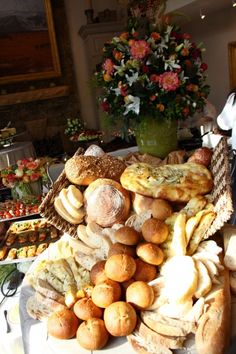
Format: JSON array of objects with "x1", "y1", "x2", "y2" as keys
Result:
[{"x1": 135, "y1": 116, "x2": 178, "y2": 158}]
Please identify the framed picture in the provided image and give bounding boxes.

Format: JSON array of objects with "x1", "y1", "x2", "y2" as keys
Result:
[
  {"x1": 228, "y1": 41, "x2": 236, "y2": 90},
  {"x1": 0, "y1": 0, "x2": 61, "y2": 85}
]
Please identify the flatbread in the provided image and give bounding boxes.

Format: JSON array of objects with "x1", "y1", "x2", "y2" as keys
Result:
[{"x1": 120, "y1": 162, "x2": 213, "y2": 202}]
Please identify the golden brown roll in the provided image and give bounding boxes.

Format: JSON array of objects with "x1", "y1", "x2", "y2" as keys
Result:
[
  {"x1": 90, "y1": 260, "x2": 108, "y2": 285},
  {"x1": 136, "y1": 242, "x2": 164, "y2": 266},
  {"x1": 91, "y1": 279, "x2": 121, "y2": 308},
  {"x1": 76, "y1": 318, "x2": 109, "y2": 350},
  {"x1": 114, "y1": 226, "x2": 140, "y2": 246},
  {"x1": 47, "y1": 309, "x2": 79, "y2": 339},
  {"x1": 65, "y1": 155, "x2": 126, "y2": 186},
  {"x1": 73, "y1": 297, "x2": 103, "y2": 320},
  {"x1": 104, "y1": 301, "x2": 137, "y2": 336},
  {"x1": 126, "y1": 281, "x2": 154, "y2": 310},
  {"x1": 105, "y1": 254, "x2": 136, "y2": 282},
  {"x1": 151, "y1": 199, "x2": 173, "y2": 221},
  {"x1": 133, "y1": 259, "x2": 157, "y2": 282},
  {"x1": 108, "y1": 242, "x2": 136, "y2": 258},
  {"x1": 84, "y1": 179, "x2": 130, "y2": 227},
  {"x1": 141, "y1": 218, "x2": 169, "y2": 244}
]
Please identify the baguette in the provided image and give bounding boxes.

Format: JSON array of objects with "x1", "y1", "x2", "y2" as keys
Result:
[{"x1": 195, "y1": 268, "x2": 231, "y2": 354}]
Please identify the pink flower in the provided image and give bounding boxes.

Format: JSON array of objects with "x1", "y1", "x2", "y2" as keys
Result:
[
  {"x1": 159, "y1": 72, "x2": 180, "y2": 91},
  {"x1": 103, "y1": 59, "x2": 114, "y2": 75},
  {"x1": 130, "y1": 40, "x2": 150, "y2": 59},
  {"x1": 26, "y1": 161, "x2": 39, "y2": 170},
  {"x1": 30, "y1": 172, "x2": 40, "y2": 182}
]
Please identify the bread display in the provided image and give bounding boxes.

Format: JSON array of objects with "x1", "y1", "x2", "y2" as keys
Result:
[
  {"x1": 120, "y1": 162, "x2": 213, "y2": 202},
  {"x1": 26, "y1": 141, "x2": 234, "y2": 353},
  {"x1": 65, "y1": 154, "x2": 126, "y2": 185}
]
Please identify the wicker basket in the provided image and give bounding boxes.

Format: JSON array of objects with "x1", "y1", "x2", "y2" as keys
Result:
[{"x1": 39, "y1": 138, "x2": 233, "y2": 239}]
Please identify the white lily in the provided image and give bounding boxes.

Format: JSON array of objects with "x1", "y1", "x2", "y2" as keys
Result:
[
  {"x1": 124, "y1": 95, "x2": 140, "y2": 115},
  {"x1": 164, "y1": 59, "x2": 181, "y2": 71},
  {"x1": 125, "y1": 72, "x2": 139, "y2": 86}
]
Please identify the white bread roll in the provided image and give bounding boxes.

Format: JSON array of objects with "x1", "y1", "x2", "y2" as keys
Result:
[{"x1": 195, "y1": 268, "x2": 231, "y2": 354}]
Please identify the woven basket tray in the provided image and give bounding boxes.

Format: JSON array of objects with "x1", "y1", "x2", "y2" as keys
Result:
[{"x1": 39, "y1": 138, "x2": 233, "y2": 239}]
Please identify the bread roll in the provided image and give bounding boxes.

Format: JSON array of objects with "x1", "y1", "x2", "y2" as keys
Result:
[
  {"x1": 90, "y1": 260, "x2": 108, "y2": 285},
  {"x1": 126, "y1": 281, "x2": 154, "y2": 309},
  {"x1": 65, "y1": 155, "x2": 126, "y2": 185},
  {"x1": 76, "y1": 318, "x2": 109, "y2": 350},
  {"x1": 132, "y1": 193, "x2": 154, "y2": 214},
  {"x1": 47, "y1": 309, "x2": 79, "y2": 339},
  {"x1": 114, "y1": 226, "x2": 140, "y2": 246},
  {"x1": 195, "y1": 269, "x2": 231, "y2": 354},
  {"x1": 151, "y1": 199, "x2": 173, "y2": 221},
  {"x1": 84, "y1": 144, "x2": 105, "y2": 157},
  {"x1": 187, "y1": 147, "x2": 212, "y2": 167},
  {"x1": 73, "y1": 297, "x2": 103, "y2": 320},
  {"x1": 91, "y1": 279, "x2": 121, "y2": 308},
  {"x1": 104, "y1": 301, "x2": 137, "y2": 336},
  {"x1": 108, "y1": 242, "x2": 136, "y2": 258},
  {"x1": 141, "y1": 218, "x2": 169, "y2": 244},
  {"x1": 84, "y1": 179, "x2": 130, "y2": 227},
  {"x1": 133, "y1": 259, "x2": 157, "y2": 282},
  {"x1": 136, "y1": 242, "x2": 164, "y2": 266},
  {"x1": 105, "y1": 254, "x2": 136, "y2": 282}
]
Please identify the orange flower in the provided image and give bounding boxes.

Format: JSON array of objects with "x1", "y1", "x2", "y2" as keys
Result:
[
  {"x1": 150, "y1": 74, "x2": 159, "y2": 83},
  {"x1": 151, "y1": 32, "x2": 161, "y2": 41},
  {"x1": 128, "y1": 39, "x2": 135, "y2": 47},
  {"x1": 182, "y1": 107, "x2": 190, "y2": 117},
  {"x1": 181, "y1": 48, "x2": 189, "y2": 56},
  {"x1": 130, "y1": 40, "x2": 150, "y2": 59},
  {"x1": 156, "y1": 103, "x2": 165, "y2": 112},
  {"x1": 149, "y1": 95, "x2": 156, "y2": 101},
  {"x1": 159, "y1": 72, "x2": 179, "y2": 91},
  {"x1": 103, "y1": 73, "x2": 112, "y2": 82},
  {"x1": 120, "y1": 32, "x2": 129, "y2": 41},
  {"x1": 113, "y1": 50, "x2": 123, "y2": 61},
  {"x1": 187, "y1": 84, "x2": 199, "y2": 92}
]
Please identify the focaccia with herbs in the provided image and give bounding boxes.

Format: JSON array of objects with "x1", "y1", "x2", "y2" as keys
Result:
[{"x1": 120, "y1": 162, "x2": 213, "y2": 202}]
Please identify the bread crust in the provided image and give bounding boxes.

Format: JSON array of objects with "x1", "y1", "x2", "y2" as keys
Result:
[
  {"x1": 65, "y1": 155, "x2": 126, "y2": 185},
  {"x1": 195, "y1": 268, "x2": 231, "y2": 354}
]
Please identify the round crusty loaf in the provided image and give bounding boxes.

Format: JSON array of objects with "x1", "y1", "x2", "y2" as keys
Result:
[
  {"x1": 84, "y1": 179, "x2": 130, "y2": 227},
  {"x1": 65, "y1": 155, "x2": 126, "y2": 186}
]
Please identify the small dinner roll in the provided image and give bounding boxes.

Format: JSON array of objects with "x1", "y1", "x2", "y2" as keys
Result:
[
  {"x1": 151, "y1": 199, "x2": 173, "y2": 221},
  {"x1": 133, "y1": 259, "x2": 157, "y2": 282},
  {"x1": 108, "y1": 242, "x2": 136, "y2": 258},
  {"x1": 136, "y1": 242, "x2": 164, "y2": 266},
  {"x1": 90, "y1": 260, "x2": 108, "y2": 285},
  {"x1": 141, "y1": 218, "x2": 169, "y2": 244},
  {"x1": 114, "y1": 226, "x2": 140, "y2": 246},
  {"x1": 126, "y1": 281, "x2": 154, "y2": 310},
  {"x1": 92, "y1": 279, "x2": 121, "y2": 308},
  {"x1": 105, "y1": 254, "x2": 136, "y2": 282},
  {"x1": 76, "y1": 318, "x2": 109, "y2": 350},
  {"x1": 73, "y1": 297, "x2": 103, "y2": 320}
]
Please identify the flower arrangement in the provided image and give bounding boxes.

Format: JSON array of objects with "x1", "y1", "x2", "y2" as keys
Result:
[
  {"x1": 65, "y1": 117, "x2": 103, "y2": 142},
  {"x1": 94, "y1": 19, "x2": 210, "y2": 136},
  {"x1": 0, "y1": 158, "x2": 47, "y2": 189}
]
